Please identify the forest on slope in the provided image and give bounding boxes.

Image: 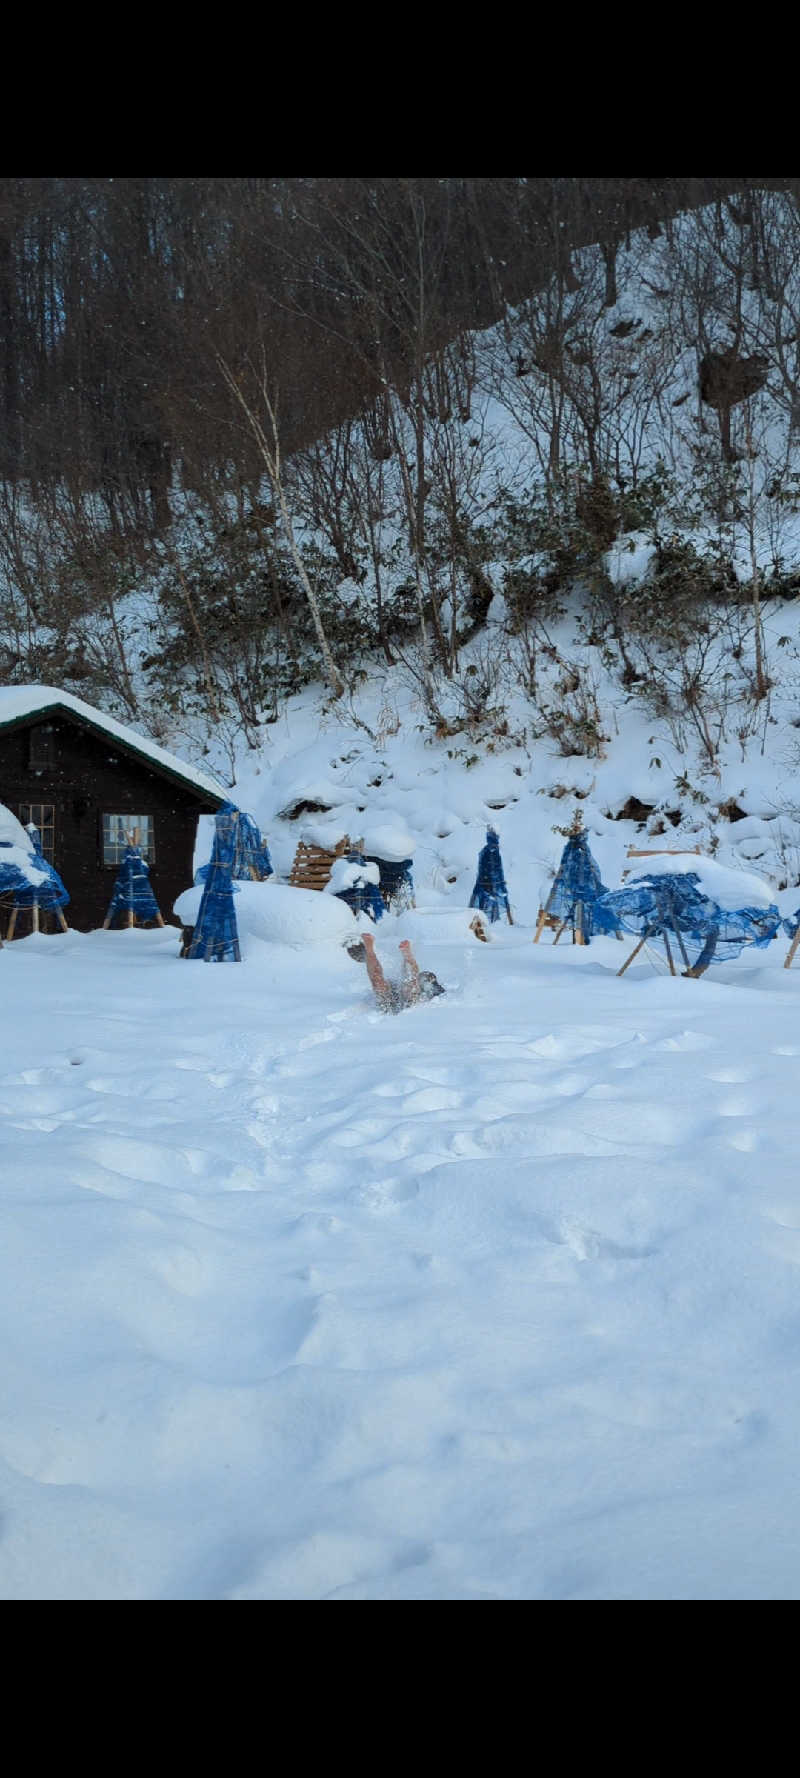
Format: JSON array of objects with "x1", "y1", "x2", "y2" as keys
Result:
[{"x1": 1, "y1": 176, "x2": 799, "y2": 766}]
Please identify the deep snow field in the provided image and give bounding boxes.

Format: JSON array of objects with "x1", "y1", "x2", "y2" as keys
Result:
[
  {"x1": 7, "y1": 607, "x2": 800, "y2": 1598},
  {"x1": 4, "y1": 918, "x2": 800, "y2": 1600}
]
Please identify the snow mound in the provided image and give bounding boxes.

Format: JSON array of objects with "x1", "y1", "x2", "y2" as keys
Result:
[
  {"x1": 174, "y1": 881, "x2": 358, "y2": 948},
  {"x1": 393, "y1": 907, "x2": 503, "y2": 946},
  {"x1": 624, "y1": 852, "x2": 775, "y2": 910},
  {"x1": 0, "y1": 843, "x2": 49, "y2": 887},
  {"x1": 326, "y1": 857, "x2": 380, "y2": 893},
  {"x1": 0, "y1": 801, "x2": 33, "y2": 851},
  {"x1": 299, "y1": 815, "x2": 359, "y2": 850},
  {"x1": 360, "y1": 820, "x2": 417, "y2": 860}
]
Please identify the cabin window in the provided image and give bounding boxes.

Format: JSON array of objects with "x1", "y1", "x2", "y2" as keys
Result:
[
  {"x1": 102, "y1": 814, "x2": 155, "y2": 866},
  {"x1": 18, "y1": 803, "x2": 55, "y2": 861},
  {"x1": 28, "y1": 724, "x2": 56, "y2": 769}
]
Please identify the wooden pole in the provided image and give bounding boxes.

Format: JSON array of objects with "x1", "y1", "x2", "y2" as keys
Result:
[
  {"x1": 7, "y1": 907, "x2": 17, "y2": 940},
  {"x1": 661, "y1": 927, "x2": 676, "y2": 975},
  {"x1": 32, "y1": 902, "x2": 39, "y2": 934},
  {"x1": 618, "y1": 928, "x2": 654, "y2": 976},
  {"x1": 56, "y1": 909, "x2": 68, "y2": 931},
  {"x1": 785, "y1": 925, "x2": 800, "y2": 969},
  {"x1": 669, "y1": 894, "x2": 691, "y2": 972}
]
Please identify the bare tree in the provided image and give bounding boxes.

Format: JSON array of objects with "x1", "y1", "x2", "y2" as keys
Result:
[{"x1": 216, "y1": 350, "x2": 345, "y2": 698}]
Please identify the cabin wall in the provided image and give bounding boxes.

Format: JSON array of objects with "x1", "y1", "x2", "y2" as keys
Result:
[{"x1": 0, "y1": 717, "x2": 217, "y2": 932}]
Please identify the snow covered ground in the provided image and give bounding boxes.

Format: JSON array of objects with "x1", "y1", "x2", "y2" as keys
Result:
[{"x1": 4, "y1": 910, "x2": 800, "y2": 1600}]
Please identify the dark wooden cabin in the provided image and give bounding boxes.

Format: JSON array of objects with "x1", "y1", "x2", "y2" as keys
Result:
[{"x1": 0, "y1": 688, "x2": 228, "y2": 934}]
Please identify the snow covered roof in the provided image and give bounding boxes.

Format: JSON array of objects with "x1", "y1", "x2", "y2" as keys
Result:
[{"x1": 0, "y1": 685, "x2": 228, "y2": 803}]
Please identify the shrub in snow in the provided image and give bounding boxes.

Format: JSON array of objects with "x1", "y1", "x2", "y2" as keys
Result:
[
  {"x1": 469, "y1": 827, "x2": 512, "y2": 924},
  {"x1": 598, "y1": 853, "x2": 781, "y2": 973},
  {"x1": 326, "y1": 855, "x2": 385, "y2": 922}
]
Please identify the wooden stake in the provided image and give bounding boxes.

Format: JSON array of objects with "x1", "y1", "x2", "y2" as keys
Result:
[
  {"x1": 626, "y1": 845, "x2": 702, "y2": 858},
  {"x1": 32, "y1": 902, "x2": 39, "y2": 933},
  {"x1": 661, "y1": 927, "x2": 676, "y2": 975},
  {"x1": 533, "y1": 907, "x2": 549, "y2": 943},
  {"x1": 618, "y1": 929, "x2": 654, "y2": 976},
  {"x1": 56, "y1": 909, "x2": 68, "y2": 931},
  {"x1": 785, "y1": 926, "x2": 800, "y2": 969},
  {"x1": 7, "y1": 907, "x2": 17, "y2": 940},
  {"x1": 668, "y1": 895, "x2": 691, "y2": 972}
]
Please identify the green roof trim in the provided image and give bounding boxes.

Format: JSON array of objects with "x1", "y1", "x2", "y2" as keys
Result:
[{"x1": 0, "y1": 699, "x2": 228, "y2": 807}]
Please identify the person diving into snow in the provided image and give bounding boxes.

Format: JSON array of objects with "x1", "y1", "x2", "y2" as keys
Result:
[{"x1": 348, "y1": 932, "x2": 445, "y2": 1013}]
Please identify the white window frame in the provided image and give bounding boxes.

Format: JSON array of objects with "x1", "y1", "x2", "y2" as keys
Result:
[{"x1": 102, "y1": 814, "x2": 155, "y2": 867}]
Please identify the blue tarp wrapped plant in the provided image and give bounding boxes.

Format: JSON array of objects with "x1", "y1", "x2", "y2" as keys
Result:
[
  {"x1": 469, "y1": 827, "x2": 512, "y2": 924},
  {"x1": 598, "y1": 867, "x2": 781, "y2": 977},
  {"x1": 103, "y1": 845, "x2": 163, "y2": 929},
  {"x1": 783, "y1": 906, "x2": 800, "y2": 969},
  {"x1": 534, "y1": 811, "x2": 617, "y2": 944},
  {"x1": 186, "y1": 805, "x2": 241, "y2": 962},
  {"x1": 366, "y1": 855, "x2": 415, "y2": 913},
  {"x1": 195, "y1": 803, "x2": 272, "y2": 884},
  {"x1": 0, "y1": 825, "x2": 70, "y2": 935},
  {"x1": 331, "y1": 853, "x2": 385, "y2": 922}
]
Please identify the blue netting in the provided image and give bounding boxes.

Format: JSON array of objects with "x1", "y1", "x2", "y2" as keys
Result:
[
  {"x1": 0, "y1": 831, "x2": 69, "y2": 910},
  {"x1": 195, "y1": 802, "x2": 272, "y2": 884},
  {"x1": 104, "y1": 845, "x2": 161, "y2": 926},
  {"x1": 543, "y1": 830, "x2": 619, "y2": 940},
  {"x1": 597, "y1": 871, "x2": 781, "y2": 968},
  {"x1": 334, "y1": 853, "x2": 385, "y2": 922},
  {"x1": 469, "y1": 827, "x2": 511, "y2": 923},
  {"x1": 365, "y1": 854, "x2": 415, "y2": 912},
  {"x1": 187, "y1": 806, "x2": 241, "y2": 961},
  {"x1": 783, "y1": 908, "x2": 800, "y2": 938}
]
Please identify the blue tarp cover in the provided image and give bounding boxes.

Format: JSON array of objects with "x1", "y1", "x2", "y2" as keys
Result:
[
  {"x1": 469, "y1": 827, "x2": 511, "y2": 924},
  {"x1": 597, "y1": 870, "x2": 781, "y2": 967},
  {"x1": 544, "y1": 830, "x2": 618, "y2": 940},
  {"x1": 104, "y1": 845, "x2": 161, "y2": 926},
  {"x1": 196, "y1": 802, "x2": 272, "y2": 884},
  {"x1": 365, "y1": 855, "x2": 414, "y2": 912},
  {"x1": 0, "y1": 828, "x2": 69, "y2": 910},
  {"x1": 334, "y1": 853, "x2": 385, "y2": 923},
  {"x1": 187, "y1": 806, "x2": 241, "y2": 961}
]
